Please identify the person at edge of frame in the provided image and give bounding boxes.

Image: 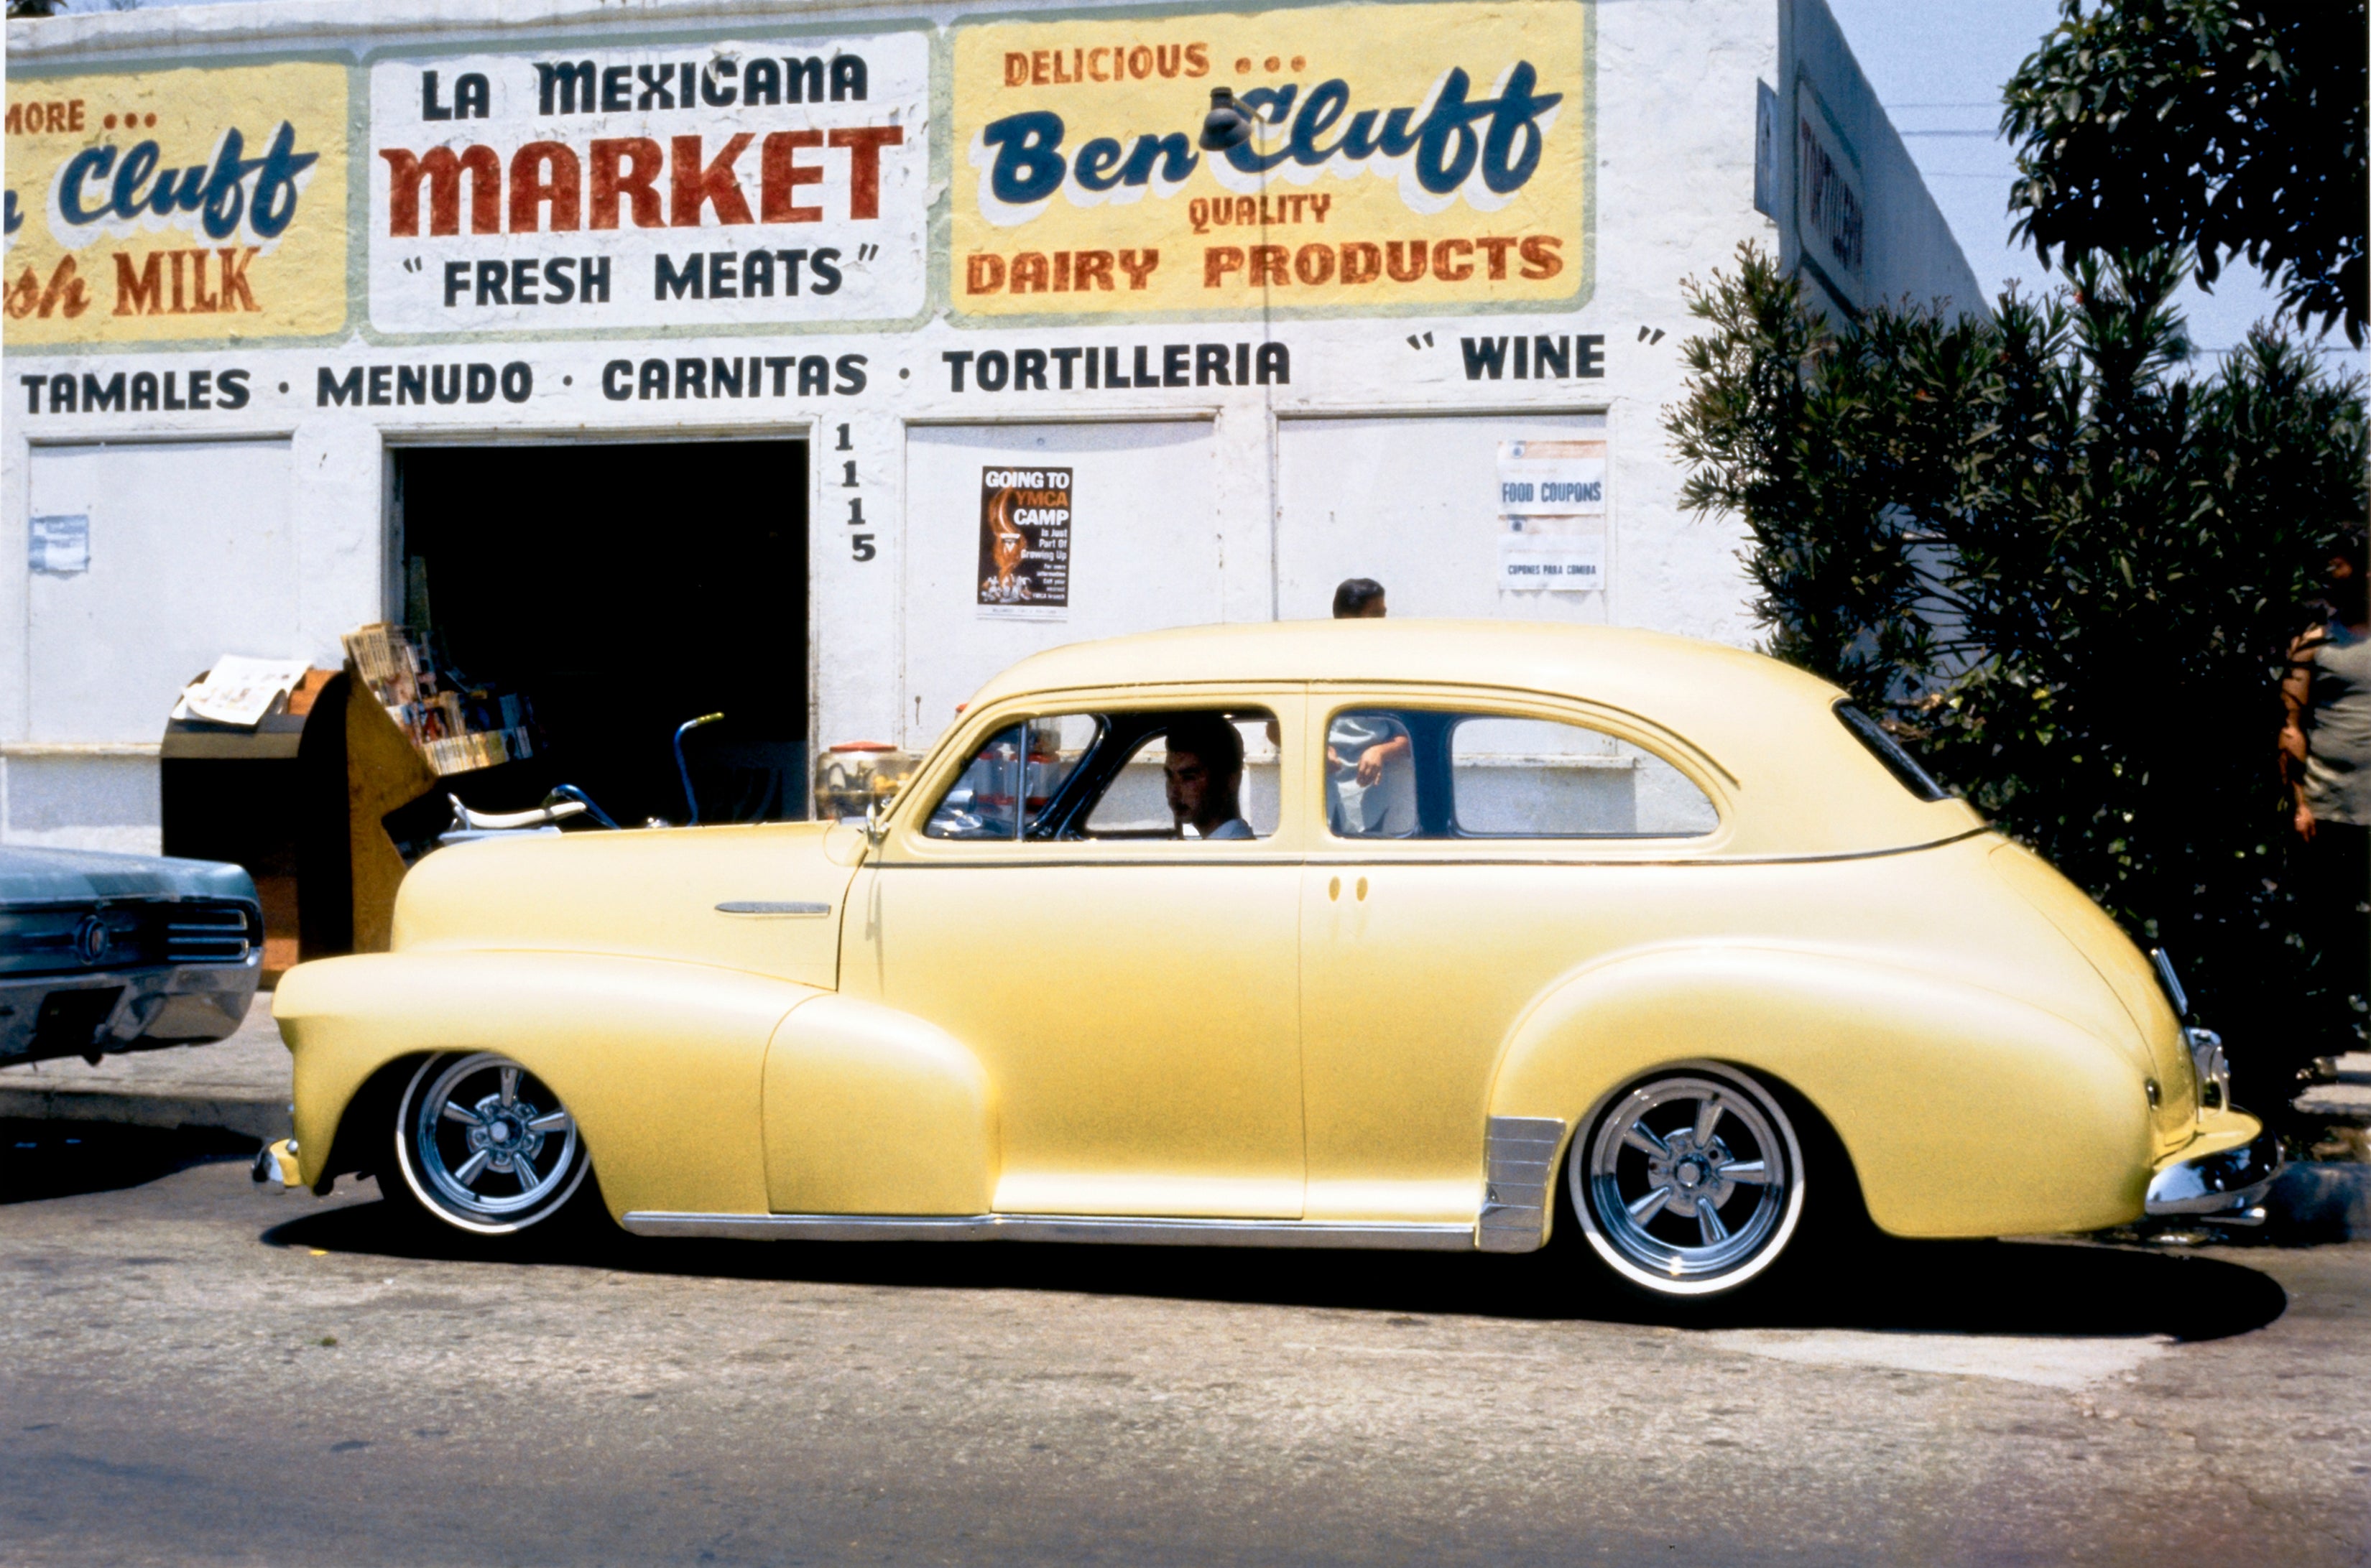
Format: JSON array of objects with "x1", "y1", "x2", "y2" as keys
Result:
[{"x1": 2280, "y1": 532, "x2": 2371, "y2": 1083}]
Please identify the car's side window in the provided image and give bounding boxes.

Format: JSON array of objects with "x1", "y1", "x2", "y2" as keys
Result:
[
  {"x1": 922, "y1": 708, "x2": 1280, "y2": 843},
  {"x1": 924, "y1": 715, "x2": 1100, "y2": 840},
  {"x1": 1081, "y1": 712, "x2": 1281, "y2": 840},
  {"x1": 1451, "y1": 716, "x2": 1717, "y2": 837},
  {"x1": 1323, "y1": 708, "x2": 1718, "y2": 840}
]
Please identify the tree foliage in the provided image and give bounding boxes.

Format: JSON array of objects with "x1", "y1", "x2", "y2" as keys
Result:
[
  {"x1": 2002, "y1": 0, "x2": 2368, "y2": 345},
  {"x1": 1669, "y1": 244, "x2": 2368, "y2": 1108}
]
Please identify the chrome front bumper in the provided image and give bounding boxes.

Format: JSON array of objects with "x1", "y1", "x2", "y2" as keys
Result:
[
  {"x1": 0, "y1": 958, "x2": 259, "y2": 1063},
  {"x1": 2145, "y1": 1130, "x2": 2284, "y2": 1222}
]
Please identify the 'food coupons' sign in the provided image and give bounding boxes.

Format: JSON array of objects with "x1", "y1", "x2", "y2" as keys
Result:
[
  {"x1": 1497, "y1": 437, "x2": 1605, "y2": 593},
  {"x1": 978, "y1": 465, "x2": 1073, "y2": 620},
  {"x1": 4, "y1": 63, "x2": 348, "y2": 345},
  {"x1": 952, "y1": 0, "x2": 1588, "y2": 318},
  {"x1": 366, "y1": 34, "x2": 928, "y2": 333}
]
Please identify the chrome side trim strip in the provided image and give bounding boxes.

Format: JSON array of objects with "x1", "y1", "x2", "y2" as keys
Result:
[
  {"x1": 1476, "y1": 1115, "x2": 1566, "y2": 1253},
  {"x1": 715, "y1": 901, "x2": 832, "y2": 916},
  {"x1": 869, "y1": 828, "x2": 1993, "y2": 872},
  {"x1": 620, "y1": 1210, "x2": 1478, "y2": 1251}
]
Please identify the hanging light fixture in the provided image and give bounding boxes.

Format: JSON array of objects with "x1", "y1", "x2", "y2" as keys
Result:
[{"x1": 1198, "y1": 86, "x2": 1254, "y2": 152}]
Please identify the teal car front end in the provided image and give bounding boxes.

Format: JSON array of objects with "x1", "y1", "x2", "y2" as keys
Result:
[{"x1": 0, "y1": 845, "x2": 263, "y2": 1064}]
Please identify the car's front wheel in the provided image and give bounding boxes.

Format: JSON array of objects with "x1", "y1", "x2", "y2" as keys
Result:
[
  {"x1": 390, "y1": 1052, "x2": 593, "y2": 1235},
  {"x1": 1568, "y1": 1062, "x2": 1807, "y2": 1299}
]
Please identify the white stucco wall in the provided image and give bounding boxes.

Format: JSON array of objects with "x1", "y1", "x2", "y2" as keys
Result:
[{"x1": 2, "y1": 0, "x2": 1972, "y2": 848}]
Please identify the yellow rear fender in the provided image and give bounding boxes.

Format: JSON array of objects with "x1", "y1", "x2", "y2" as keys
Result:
[
  {"x1": 1489, "y1": 945, "x2": 2153, "y2": 1239},
  {"x1": 273, "y1": 951, "x2": 820, "y2": 1217}
]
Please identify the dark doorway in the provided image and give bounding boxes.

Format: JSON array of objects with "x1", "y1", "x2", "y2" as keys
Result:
[{"x1": 393, "y1": 440, "x2": 808, "y2": 827}]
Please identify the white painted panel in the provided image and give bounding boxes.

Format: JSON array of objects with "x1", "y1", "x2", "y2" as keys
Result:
[
  {"x1": 27, "y1": 440, "x2": 299, "y2": 743},
  {"x1": 1275, "y1": 413, "x2": 1609, "y2": 624},
  {"x1": 901, "y1": 420, "x2": 1219, "y2": 751}
]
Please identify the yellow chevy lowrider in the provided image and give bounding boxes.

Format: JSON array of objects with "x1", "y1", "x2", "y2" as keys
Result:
[{"x1": 269, "y1": 621, "x2": 2279, "y2": 1299}]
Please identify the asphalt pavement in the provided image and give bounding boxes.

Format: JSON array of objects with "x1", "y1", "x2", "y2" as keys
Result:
[{"x1": 1, "y1": 1128, "x2": 2365, "y2": 1567}]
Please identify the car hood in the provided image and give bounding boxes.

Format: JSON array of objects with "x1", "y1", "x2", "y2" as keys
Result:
[
  {"x1": 0, "y1": 844, "x2": 256, "y2": 904},
  {"x1": 387, "y1": 820, "x2": 868, "y2": 991}
]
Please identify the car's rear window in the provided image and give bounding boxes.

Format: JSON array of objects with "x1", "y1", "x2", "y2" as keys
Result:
[{"x1": 1834, "y1": 702, "x2": 1949, "y2": 802}]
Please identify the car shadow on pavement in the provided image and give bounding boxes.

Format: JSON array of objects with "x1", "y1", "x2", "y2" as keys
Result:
[
  {"x1": 264, "y1": 1187, "x2": 2289, "y2": 1343},
  {"x1": 0, "y1": 1118, "x2": 259, "y2": 1205}
]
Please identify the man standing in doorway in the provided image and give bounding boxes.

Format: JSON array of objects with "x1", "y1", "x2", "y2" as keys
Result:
[
  {"x1": 2280, "y1": 536, "x2": 2371, "y2": 1072},
  {"x1": 1326, "y1": 577, "x2": 1408, "y2": 832},
  {"x1": 1333, "y1": 577, "x2": 1387, "y2": 619}
]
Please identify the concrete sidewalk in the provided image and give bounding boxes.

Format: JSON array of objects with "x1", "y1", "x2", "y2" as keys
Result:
[{"x1": 0, "y1": 1001, "x2": 289, "y2": 1142}]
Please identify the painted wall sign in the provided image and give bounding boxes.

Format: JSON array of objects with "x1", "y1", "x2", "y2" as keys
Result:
[
  {"x1": 1497, "y1": 537, "x2": 1601, "y2": 590},
  {"x1": 2, "y1": 64, "x2": 348, "y2": 345},
  {"x1": 977, "y1": 465, "x2": 1072, "y2": 618},
  {"x1": 366, "y1": 34, "x2": 929, "y2": 333},
  {"x1": 1793, "y1": 78, "x2": 1864, "y2": 309},
  {"x1": 1496, "y1": 437, "x2": 1604, "y2": 516},
  {"x1": 952, "y1": 0, "x2": 1588, "y2": 319},
  {"x1": 1497, "y1": 437, "x2": 1605, "y2": 592}
]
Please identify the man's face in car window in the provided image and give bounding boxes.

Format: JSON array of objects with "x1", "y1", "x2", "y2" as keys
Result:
[{"x1": 1164, "y1": 747, "x2": 1219, "y2": 830}]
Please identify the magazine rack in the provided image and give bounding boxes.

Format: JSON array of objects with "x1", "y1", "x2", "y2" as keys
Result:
[{"x1": 161, "y1": 665, "x2": 445, "y2": 973}]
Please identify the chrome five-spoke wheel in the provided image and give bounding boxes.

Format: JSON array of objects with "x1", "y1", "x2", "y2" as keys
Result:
[
  {"x1": 394, "y1": 1052, "x2": 591, "y2": 1235},
  {"x1": 1571, "y1": 1064, "x2": 1806, "y2": 1298}
]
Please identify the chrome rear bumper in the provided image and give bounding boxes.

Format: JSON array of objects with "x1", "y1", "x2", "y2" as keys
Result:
[{"x1": 2145, "y1": 1130, "x2": 2283, "y2": 1221}]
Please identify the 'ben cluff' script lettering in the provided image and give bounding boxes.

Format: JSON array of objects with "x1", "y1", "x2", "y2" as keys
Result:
[{"x1": 29, "y1": 122, "x2": 319, "y2": 321}]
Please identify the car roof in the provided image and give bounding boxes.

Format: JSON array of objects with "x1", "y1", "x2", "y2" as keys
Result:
[{"x1": 963, "y1": 619, "x2": 1984, "y2": 857}]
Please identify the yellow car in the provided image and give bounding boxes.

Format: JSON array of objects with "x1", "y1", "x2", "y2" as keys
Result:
[{"x1": 269, "y1": 621, "x2": 2279, "y2": 1299}]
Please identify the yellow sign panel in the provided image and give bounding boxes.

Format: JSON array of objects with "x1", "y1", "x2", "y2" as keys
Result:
[
  {"x1": 3, "y1": 62, "x2": 349, "y2": 345},
  {"x1": 952, "y1": 1, "x2": 1588, "y2": 319}
]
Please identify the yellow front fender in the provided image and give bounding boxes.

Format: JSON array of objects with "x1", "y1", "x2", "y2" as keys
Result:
[{"x1": 273, "y1": 951, "x2": 819, "y2": 1218}]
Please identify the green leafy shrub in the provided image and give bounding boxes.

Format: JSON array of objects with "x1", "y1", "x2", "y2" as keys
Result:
[{"x1": 1668, "y1": 243, "x2": 2367, "y2": 1110}]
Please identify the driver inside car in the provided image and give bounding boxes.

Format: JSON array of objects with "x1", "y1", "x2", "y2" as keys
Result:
[{"x1": 1162, "y1": 715, "x2": 1255, "y2": 841}]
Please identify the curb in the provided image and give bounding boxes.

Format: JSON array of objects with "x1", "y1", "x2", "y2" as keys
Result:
[
  {"x1": 0, "y1": 1085, "x2": 286, "y2": 1143},
  {"x1": 2266, "y1": 1161, "x2": 2371, "y2": 1241}
]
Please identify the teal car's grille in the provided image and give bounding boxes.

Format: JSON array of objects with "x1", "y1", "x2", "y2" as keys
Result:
[
  {"x1": 0, "y1": 899, "x2": 259, "y2": 978},
  {"x1": 165, "y1": 903, "x2": 259, "y2": 965}
]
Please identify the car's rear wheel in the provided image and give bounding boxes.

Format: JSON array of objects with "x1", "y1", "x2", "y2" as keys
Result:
[
  {"x1": 391, "y1": 1052, "x2": 593, "y2": 1235},
  {"x1": 1568, "y1": 1062, "x2": 1806, "y2": 1299}
]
